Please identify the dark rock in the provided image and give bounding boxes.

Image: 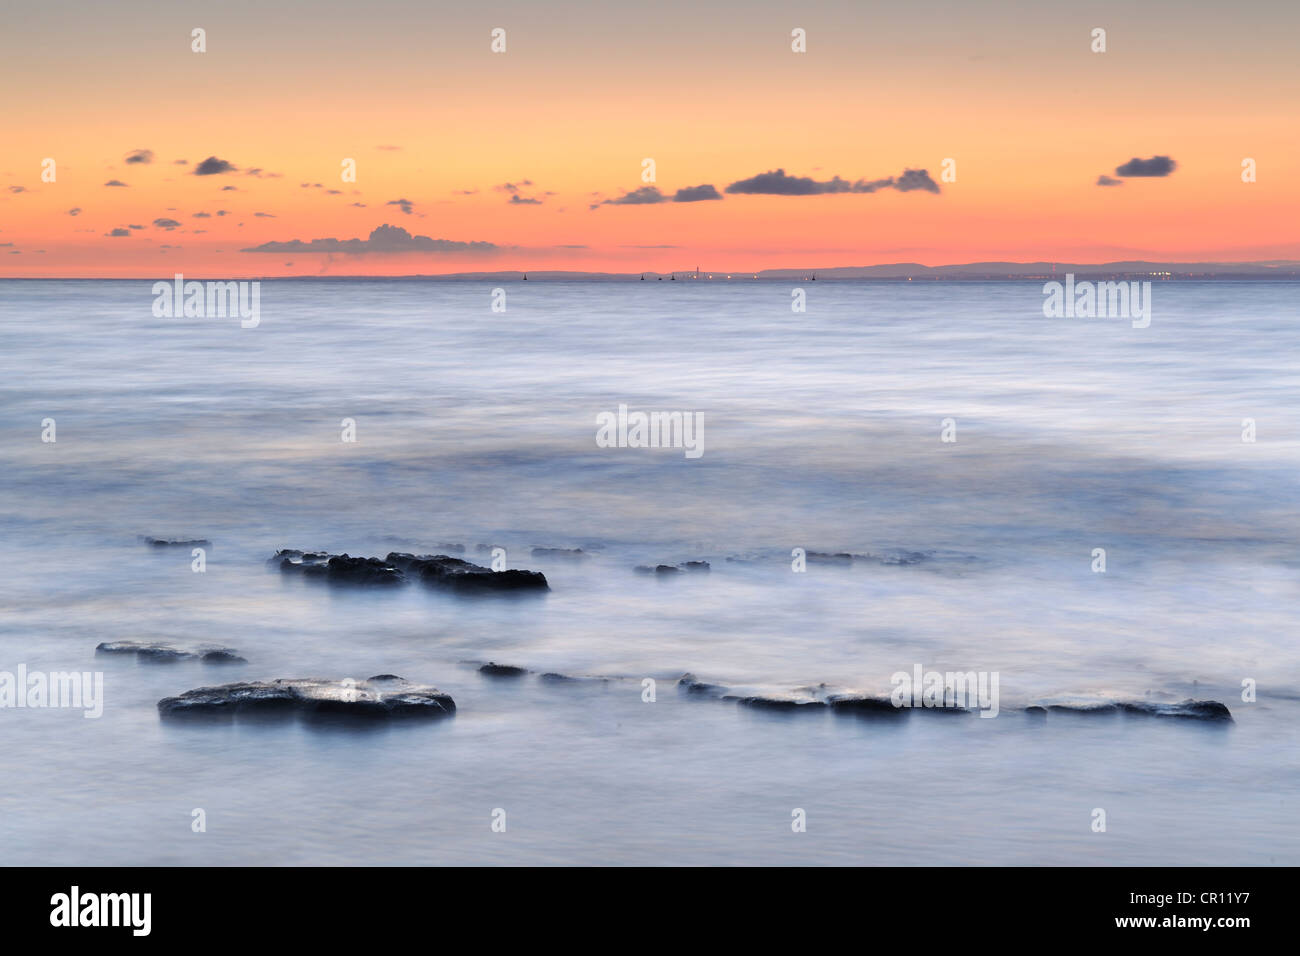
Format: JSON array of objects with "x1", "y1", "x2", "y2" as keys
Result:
[
  {"x1": 271, "y1": 550, "x2": 547, "y2": 592},
  {"x1": 142, "y1": 536, "x2": 211, "y2": 548},
  {"x1": 677, "y1": 673, "x2": 724, "y2": 696},
  {"x1": 478, "y1": 662, "x2": 528, "y2": 678},
  {"x1": 1118, "y1": 699, "x2": 1233, "y2": 721},
  {"x1": 387, "y1": 552, "x2": 548, "y2": 592},
  {"x1": 726, "y1": 694, "x2": 827, "y2": 711},
  {"x1": 828, "y1": 694, "x2": 903, "y2": 716},
  {"x1": 1047, "y1": 702, "x2": 1120, "y2": 715},
  {"x1": 806, "y1": 551, "x2": 854, "y2": 565},
  {"x1": 97, "y1": 640, "x2": 246, "y2": 664},
  {"x1": 636, "y1": 561, "x2": 709, "y2": 574},
  {"x1": 157, "y1": 676, "x2": 455, "y2": 719}
]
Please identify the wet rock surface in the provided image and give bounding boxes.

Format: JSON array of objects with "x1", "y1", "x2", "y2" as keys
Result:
[
  {"x1": 97, "y1": 640, "x2": 246, "y2": 663},
  {"x1": 141, "y1": 536, "x2": 211, "y2": 548},
  {"x1": 478, "y1": 662, "x2": 528, "y2": 678},
  {"x1": 270, "y1": 550, "x2": 547, "y2": 592},
  {"x1": 158, "y1": 675, "x2": 455, "y2": 719},
  {"x1": 636, "y1": 560, "x2": 710, "y2": 574}
]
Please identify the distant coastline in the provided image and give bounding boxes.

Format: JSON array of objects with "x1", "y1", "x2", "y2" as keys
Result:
[{"x1": 6, "y1": 260, "x2": 1300, "y2": 282}]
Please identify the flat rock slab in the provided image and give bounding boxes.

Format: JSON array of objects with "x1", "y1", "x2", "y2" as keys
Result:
[
  {"x1": 97, "y1": 641, "x2": 246, "y2": 663},
  {"x1": 271, "y1": 550, "x2": 547, "y2": 592},
  {"x1": 158, "y1": 676, "x2": 455, "y2": 719},
  {"x1": 1038, "y1": 698, "x2": 1233, "y2": 721},
  {"x1": 141, "y1": 536, "x2": 211, "y2": 548}
]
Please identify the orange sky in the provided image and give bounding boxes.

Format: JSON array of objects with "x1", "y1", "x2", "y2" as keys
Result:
[{"x1": 2, "y1": 0, "x2": 1296, "y2": 276}]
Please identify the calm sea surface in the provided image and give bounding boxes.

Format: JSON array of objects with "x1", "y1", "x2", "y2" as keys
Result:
[{"x1": 1, "y1": 278, "x2": 1296, "y2": 864}]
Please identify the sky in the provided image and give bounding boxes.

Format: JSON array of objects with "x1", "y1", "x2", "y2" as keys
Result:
[{"x1": 1, "y1": 0, "x2": 1297, "y2": 277}]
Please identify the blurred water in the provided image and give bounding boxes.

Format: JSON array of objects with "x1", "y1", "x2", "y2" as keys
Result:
[{"x1": 0, "y1": 278, "x2": 1296, "y2": 864}]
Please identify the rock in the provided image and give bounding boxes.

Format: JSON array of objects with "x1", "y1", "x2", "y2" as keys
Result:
[
  {"x1": 828, "y1": 694, "x2": 903, "y2": 716},
  {"x1": 1047, "y1": 701, "x2": 1120, "y2": 715},
  {"x1": 272, "y1": 550, "x2": 401, "y2": 586},
  {"x1": 478, "y1": 662, "x2": 528, "y2": 678},
  {"x1": 387, "y1": 553, "x2": 548, "y2": 592},
  {"x1": 1025, "y1": 705, "x2": 1048, "y2": 718},
  {"x1": 1119, "y1": 699, "x2": 1233, "y2": 721},
  {"x1": 635, "y1": 561, "x2": 708, "y2": 574},
  {"x1": 271, "y1": 550, "x2": 548, "y2": 592},
  {"x1": 96, "y1": 640, "x2": 246, "y2": 664},
  {"x1": 869, "y1": 550, "x2": 931, "y2": 566},
  {"x1": 677, "y1": 673, "x2": 724, "y2": 696},
  {"x1": 806, "y1": 551, "x2": 854, "y2": 565},
  {"x1": 726, "y1": 694, "x2": 827, "y2": 711},
  {"x1": 157, "y1": 676, "x2": 455, "y2": 719},
  {"x1": 142, "y1": 536, "x2": 211, "y2": 548},
  {"x1": 531, "y1": 547, "x2": 587, "y2": 558}
]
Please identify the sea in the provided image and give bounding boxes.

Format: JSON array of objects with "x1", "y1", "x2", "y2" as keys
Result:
[{"x1": 1, "y1": 277, "x2": 1296, "y2": 865}]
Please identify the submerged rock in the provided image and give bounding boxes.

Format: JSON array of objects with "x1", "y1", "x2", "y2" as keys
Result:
[
  {"x1": 478, "y1": 662, "x2": 528, "y2": 678},
  {"x1": 828, "y1": 694, "x2": 904, "y2": 716},
  {"x1": 97, "y1": 640, "x2": 246, "y2": 663},
  {"x1": 806, "y1": 551, "x2": 854, "y2": 565},
  {"x1": 636, "y1": 561, "x2": 709, "y2": 574},
  {"x1": 1119, "y1": 699, "x2": 1233, "y2": 721},
  {"x1": 142, "y1": 536, "x2": 211, "y2": 548},
  {"x1": 726, "y1": 694, "x2": 827, "y2": 711},
  {"x1": 677, "y1": 673, "x2": 725, "y2": 696},
  {"x1": 387, "y1": 552, "x2": 548, "y2": 592},
  {"x1": 270, "y1": 549, "x2": 547, "y2": 592},
  {"x1": 1036, "y1": 697, "x2": 1233, "y2": 721},
  {"x1": 157, "y1": 675, "x2": 455, "y2": 719}
]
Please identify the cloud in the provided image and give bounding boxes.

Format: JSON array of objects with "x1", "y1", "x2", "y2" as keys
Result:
[
  {"x1": 105, "y1": 228, "x2": 130, "y2": 237},
  {"x1": 241, "y1": 223, "x2": 497, "y2": 255},
  {"x1": 216, "y1": 210, "x2": 230, "y2": 216},
  {"x1": 893, "y1": 168, "x2": 942, "y2": 193},
  {"x1": 193, "y1": 156, "x2": 237, "y2": 176},
  {"x1": 593, "y1": 186, "x2": 666, "y2": 208},
  {"x1": 350, "y1": 202, "x2": 367, "y2": 207},
  {"x1": 673, "y1": 184, "x2": 723, "y2": 202},
  {"x1": 220, "y1": 185, "x2": 237, "y2": 191},
  {"x1": 509, "y1": 195, "x2": 542, "y2": 205},
  {"x1": 387, "y1": 198, "x2": 415, "y2": 214},
  {"x1": 1114, "y1": 155, "x2": 1176, "y2": 177},
  {"x1": 496, "y1": 180, "x2": 533, "y2": 194},
  {"x1": 1096, "y1": 175, "x2": 1124, "y2": 187},
  {"x1": 67, "y1": 207, "x2": 82, "y2": 216},
  {"x1": 153, "y1": 218, "x2": 181, "y2": 230},
  {"x1": 173, "y1": 159, "x2": 188, "y2": 165},
  {"x1": 376, "y1": 145, "x2": 402, "y2": 151},
  {"x1": 254, "y1": 212, "x2": 275, "y2": 217},
  {"x1": 104, "y1": 180, "x2": 128, "y2": 187},
  {"x1": 193, "y1": 211, "x2": 211, "y2": 218},
  {"x1": 725, "y1": 167, "x2": 939, "y2": 195},
  {"x1": 128, "y1": 224, "x2": 144, "y2": 230},
  {"x1": 8, "y1": 185, "x2": 26, "y2": 193},
  {"x1": 124, "y1": 149, "x2": 154, "y2": 164}
]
